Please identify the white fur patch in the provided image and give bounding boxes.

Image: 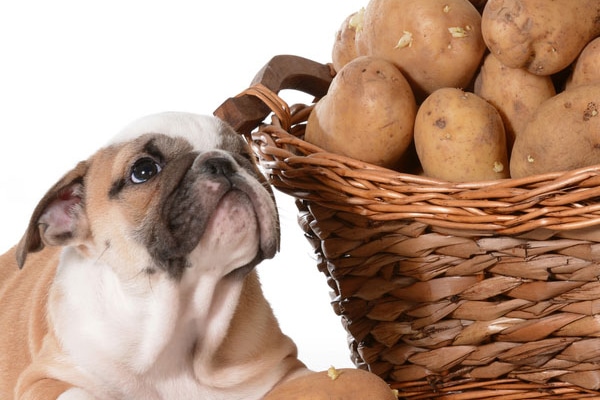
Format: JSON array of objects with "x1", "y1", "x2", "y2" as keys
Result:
[
  {"x1": 109, "y1": 112, "x2": 223, "y2": 151},
  {"x1": 57, "y1": 388, "x2": 96, "y2": 400}
]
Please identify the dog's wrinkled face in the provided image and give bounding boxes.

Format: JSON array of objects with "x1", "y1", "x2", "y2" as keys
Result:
[{"x1": 17, "y1": 113, "x2": 279, "y2": 282}]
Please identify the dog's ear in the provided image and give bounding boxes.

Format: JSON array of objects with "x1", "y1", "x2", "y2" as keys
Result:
[{"x1": 16, "y1": 161, "x2": 90, "y2": 269}]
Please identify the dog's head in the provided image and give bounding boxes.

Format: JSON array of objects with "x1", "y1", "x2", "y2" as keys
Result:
[{"x1": 16, "y1": 112, "x2": 279, "y2": 281}]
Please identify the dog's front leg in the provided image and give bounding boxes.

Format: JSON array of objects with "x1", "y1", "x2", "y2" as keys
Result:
[
  {"x1": 57, "y1": 387, "x2": 96, "y2": 400},
  {"x1": 15, "y1": 377, "x2": 96, "y2": 400}
]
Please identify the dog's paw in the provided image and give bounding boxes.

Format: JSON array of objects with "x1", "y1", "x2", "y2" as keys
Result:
[{"x1": 57, "y1": 387, "x2": 97, "y2": 400}]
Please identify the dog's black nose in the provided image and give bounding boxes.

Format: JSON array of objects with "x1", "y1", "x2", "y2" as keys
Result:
[{"x1": 200, "y1": 156, "x2": 236, "y2": 177}]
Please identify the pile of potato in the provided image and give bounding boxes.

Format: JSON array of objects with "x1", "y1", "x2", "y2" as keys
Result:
[{"x1": 304, "y1": 0, "x2": 600, "y2": 182}]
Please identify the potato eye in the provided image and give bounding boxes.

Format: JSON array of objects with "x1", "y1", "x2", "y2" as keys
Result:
[{"x1": 131, "y1": 157, "x2": 162, "y2": 184}]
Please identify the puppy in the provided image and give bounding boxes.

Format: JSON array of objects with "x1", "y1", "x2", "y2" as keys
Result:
[{"x1": 0, "y1": 112, "x2": 308, "y2": 399}]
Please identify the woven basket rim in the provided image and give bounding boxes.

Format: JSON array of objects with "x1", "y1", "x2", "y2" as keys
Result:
[{"x1": 241, "y1": 90, "x2": 600, "y2": 235}]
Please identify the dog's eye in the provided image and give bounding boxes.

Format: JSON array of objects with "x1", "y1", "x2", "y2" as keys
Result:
[{"x1": 131, "y1": 157, "x2": 162, "y2": 184}]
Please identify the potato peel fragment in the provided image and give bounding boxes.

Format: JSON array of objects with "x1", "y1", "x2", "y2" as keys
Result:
[
  {"x1": 349, "y1": 7, "x2": 364, "y2": 32},
  {"x1": 448, "y1": 26, "x2": 468, "y2": 38},
  {"x1": 395, "y1": 31, "x2": 413, "y2": 48},
  {"x1": 327, "y1": 366, "x2": 342, "y2": 380}
]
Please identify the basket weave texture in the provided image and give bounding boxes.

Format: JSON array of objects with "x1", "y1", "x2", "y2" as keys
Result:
[{"x1": 218, "y1": 60, "x2": 600, "y2": 399}]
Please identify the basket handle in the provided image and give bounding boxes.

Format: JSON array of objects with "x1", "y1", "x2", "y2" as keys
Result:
[{"x1": 214, "y1": 55, "x2": 334, "y2": 135}]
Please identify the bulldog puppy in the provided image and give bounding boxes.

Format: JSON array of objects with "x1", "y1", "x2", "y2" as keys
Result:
[{"x1": 0, "y1": 112, "x2": 308, "y2": 399}]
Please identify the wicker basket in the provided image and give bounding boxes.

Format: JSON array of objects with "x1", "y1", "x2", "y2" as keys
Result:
[{"x1": 215, "y1": 55, "x2": 600, "y2": 399}]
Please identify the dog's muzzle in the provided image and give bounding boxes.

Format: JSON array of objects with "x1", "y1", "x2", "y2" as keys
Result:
[{"x1": 143, "y1": 150, "x2": 278, "y2": 279}]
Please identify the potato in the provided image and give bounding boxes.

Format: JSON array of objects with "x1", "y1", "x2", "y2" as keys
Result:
[
  {"x1": 263, "y1": 367, "x2": 397, "y2": 400},
  {"x1": 414, "y1": 88, "x2": 509, "y2": 182},
  {"x1": 474, "y1": 53, "x2": 555, "y2": 152},
  {"x1": 355, "y1": 0, "x2": 486, "y2": 101},
  {"x1": 567, "y1": 37, "x2": 600, "y2": 89},
  {"x1": 510, "y1": 83, "x2": 600, "y2": 178},
  {"x1": 331, "y1": 9, "x2": 363, "y2": 72},
  {"x1": 481, "y1": 0, "x2": 600, "y2": 76},
  {"x1": 305, "y1": 56, "x2": 417, "y2": 170}
]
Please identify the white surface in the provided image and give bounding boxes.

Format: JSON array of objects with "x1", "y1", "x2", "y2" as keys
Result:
[{"x1": 0, "y1": 1, "x2": 367, "y2": 371}]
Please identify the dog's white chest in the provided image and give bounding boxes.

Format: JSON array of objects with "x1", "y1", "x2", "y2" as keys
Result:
[{"x1": 50, "y1": 248, "x2": 255, "y2": 399}]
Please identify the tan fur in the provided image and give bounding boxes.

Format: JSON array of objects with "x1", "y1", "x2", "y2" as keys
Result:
[{"x1": 0, "y1": 247, "x2": 73, "y2": 399}]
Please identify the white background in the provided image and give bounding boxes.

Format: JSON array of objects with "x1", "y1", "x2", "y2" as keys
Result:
[{"x1": 0, "y1": 1, "x2": 367, "y2": 371}]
